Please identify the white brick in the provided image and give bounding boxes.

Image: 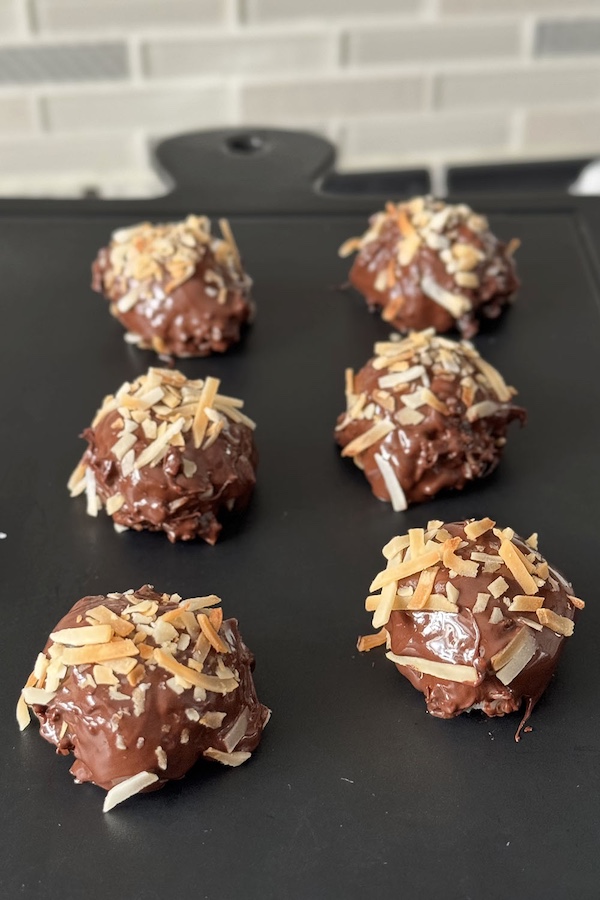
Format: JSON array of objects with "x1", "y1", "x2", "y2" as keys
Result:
[
  {"x1": 0, "y1": 95, "x2": 35, "y2": 133},
  {"x1": 33, "y1": 0, "x2": 226, "y2": 33},
  {"x1": 437, "y1": 65, "x2": 600, "y2": 110},
  {"x1": 0, "y1": 42, "x2": 127, "y2": 84},
  {"x1": 143, "y1": 32, "x2": 334, "y2": 79},
  {"x1": 535, "y1": 18, "x2": 600, "y2": 57},
  {"x1": 347, "y1": 22, "x2": 520, "y2": 66},
  {"x1": 0, "y1": 1, "x2": 20, "y2": 38},
  {"x1": 241, "y1": 74, "x2": 426, "y2": 122},
  {"x1": 44, "y1": 85, "x2": 231, "y2": 132},
  {"x1": 441, "y1": 0, "x2": 600, "y2": 14},
  {"x1": 0, "y1": 133, "x2": 137, "y2": 176},
  {"x1": 523, "y1": 106, "x2": 600, "y2": 152},
  {"x1": 245, "y1": 0, "x2": 420, "y2": 23},
  {"x1": 342, "y1": 111, "x2": 510, "y2": 162}
]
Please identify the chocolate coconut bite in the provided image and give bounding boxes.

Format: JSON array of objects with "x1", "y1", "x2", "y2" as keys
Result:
[
  {"x1": 68, "y1": 368, "x2": 257, "y2": 543},
  {"x1": 17, "y1": 586, "x2": 270, "y2": 811},
  {"x1": 339, "y1": 196, "x2": 519, "y2": 339},
  {"x1": 92, "y1": 215, "x2": 253, "y2": 357},
  {"x1": 359, "y1": 520, "x2": 583, "y2": 737},
  {"x1": 335, "y1": 329, "x2": 525, "y2": 509}
]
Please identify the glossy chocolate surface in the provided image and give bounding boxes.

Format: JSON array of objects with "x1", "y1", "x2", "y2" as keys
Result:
[
  {"x1": 336, "y1": 331, "x2": 525, "y2": 506},
  {"x1": 27, "y1": 587, "x2": 269, "y2": 795},
  {"x1": 92, "y1": 216, "x2": 253, "y2": 357},
  {"x1": 343, "y1": 198, "x2": 519, "y2": 338},
  {"x1": 69, "y1": 368, "x2": 258, "y2": 543},
  {"x1": 366, "y1": 521, "x2": 579, "y2": 737}
]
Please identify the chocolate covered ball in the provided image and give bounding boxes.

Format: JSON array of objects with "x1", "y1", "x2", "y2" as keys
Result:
[
  {"x1": 359, "y1": 520, "x2": 583, "y2": 738},
  {"x1": 17, "y1": 586, "x2": 270, "y2": 811},
  {"x1": 339, "y1": 196, "x2": 519, "y2": 339},
  {"x1": 68, "y1": 367, "x2": 257, "y2": 543},
  {"x1": 335, "y1": 329, "x2": 525, "y2": 508},
  {"x1": 92, "y1": 215, "x2": 253, "y2": 357}
]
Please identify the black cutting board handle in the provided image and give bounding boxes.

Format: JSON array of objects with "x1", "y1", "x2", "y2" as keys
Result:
[{"x1": 154, "y1": 128, "x2": 337, "y2": 215}]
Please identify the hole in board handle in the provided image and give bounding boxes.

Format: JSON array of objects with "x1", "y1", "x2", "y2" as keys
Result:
[{"x1": 225, "y1": 133, "x2": 266, "y2": 155}]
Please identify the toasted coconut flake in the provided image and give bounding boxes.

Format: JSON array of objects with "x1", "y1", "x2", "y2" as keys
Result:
[
  {"x1": 341, "y1": 421, "x2": 395, "y2": 458},
  {"x1": 488, "y1": 576, "x2": 509, "y2": 600},
  {"x1": 442, "y1": 537, "x2": 478, "y2": 578},
  {"x1": 16, "y1": 695, "x2": 32, "y2": 730},
  {"x1": 60, "y1": 639, "x2": 138, "y2": 666},
  {"x1": 492, "y1": 627, "x2": 532, "y2": 671},
  {"x1": 127, "y1": 664, "x2": 145, "y2": 687},
  {"x1": 420, "y1": 275, "x2": 471, "y2": 318},
  {"x1": 134, "y1": 416, "x2": 185, "y2": 469},
  {"x1": 394, "y1": 590, "x2": 457, "y2": 612},
  {"x1": 370, "y1": 547, "x2": 442, "y2": 592},
  {"x1": 374, "y1": 453, "x2": 407, "y2": 512},
  {"x1": 568, "y1": 594, "x2": 585, "y2": 610},
  {"x1": 408, "y1": 528, "x2": 425, "y2": 558},
  {"x1": 372, "y1": 581, "x2": 398, "y2": 630},
  {"x1": 516, "y1": 616, "x2": 543, "y2": 631},
  {"x1": 471, "y1": 357, "x2": 513, "y2": 403},
  {"x1": 386, "y1": 652, "x2": 478, "y2": 684},
  {"x1": 365, "y1": 594, "x2": 381, "y2": 612},
  {"x1": 111, "y1": 432, "x2": 138, "y2": 462},
  {"x1": 446, "y1": 582, "x2": 459, "y2": 605},
  {"x1": 105, "y1": 493, "x2": 126, "y2": 516},
  {"x1": 208, "y1": 607, "x2": 223, "y2": 632},
  {"x1": 488, "y1": 607, "x2": 504, "y2": 625},
  {"x1": 104, "y1": 657, "x2": 138, "y2": 675},
  {"x1": 339, "y1": 237, "x2": 362, "y2": 258},
  {"x1": 204, "y1": 748, "x2": 251, "y2": 767},
  {"x1": 473, "y1": 592, "x2": 490, "y2": 613},
  {"x1": 154, "y1": 648, "x2": 238, "y2": 694},
  {"x1": 222, "y1": 708, "x2": 250, "y2": 753},
  {"x1": 427, "y1": 519, "x2": 444, "y2": 531},
  {"x1": 86, "y1": 605, "x2": 134, "y2": 637},
  {"x1": 103, "y1": 771, "x2": 159, "y2": 813},
  {"x1": 396, "y1": 407, "x2": 425, "y2": 426},
  {"x1": 399, "y1": 232, "x2": 421, "y2": 267},
  {"x1": 93, "y1": 664, "x2": 119, "y2": 685},
  {"x1": 508, "y1": 595, "x2": 543, "y2": 612},
  {"x1": 181, "y1": 594, "x2": 221, "y2": 611},
  {"x1": 85, "y1": 468, "x2": 99, "y2": 517},
  {"x1": 67, "y1": 461, "x2": 87, "y2": 497},
  {"x1": 455, "y1": 271, "x2": 479, "y2": 289},
  {"x1": 466, "y1": 400, "x2": 503, "y2": 422},
  {"x1": 382, "y1": 535, "x2": 410, "y2": 560},
  {"x1": 492, "y1": 627, "x2": 537, "y2": 685},
  {"x1": 50, "y1": 624, "x2": 113, "y2": 646},
  {"x1": 499, "y1": 540, "x2": 538, "y2": 595},
  {"x1": 22, "y1": 687, "x2": 57, "y2": 706},
  {"x1": 464, "y1": 518, "x2": 495, "y2": 540},
  {"x1": 536, "y1": 608, "x2": 574, "y2": 637},
  {"x1": 197, "y1": 614, "x2": 228, "y2": 654},
  {"x1": 357, "y1": 628, "x2": 387, "y2": 652},
  {"x1": 378, "y1": 366, "x2": 425, "y2": 390},
  {"x1": 406, "y1": 566, "x2": 439, "y2": 610}
]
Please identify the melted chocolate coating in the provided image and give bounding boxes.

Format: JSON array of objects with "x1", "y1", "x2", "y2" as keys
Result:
[
  {"x1": 336, "y1": 339, "x2": 525, "y2": 506},
  {"x1": 348, "y1": 207, "x2": 518, "y2": 339},
  {"x1": 32, "y1": 587, "x2": 269, "y2": 792},
  {"x1": 81, "y1": 408, "x2": 257, "y2": 544},
  {"x1": 381, "y1": 523, "x2": 578, "y2": 734},
  {"x1": 92, "y1": 240, "x2": 253, "y2": 358}
]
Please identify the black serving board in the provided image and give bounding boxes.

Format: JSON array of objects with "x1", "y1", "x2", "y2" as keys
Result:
[{"x1": 1, "y1": 130, "x2": 600, "y2": 900}]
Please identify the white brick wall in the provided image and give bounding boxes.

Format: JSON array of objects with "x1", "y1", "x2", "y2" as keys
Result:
[{"x1": 0, "y1": 0, "x2": 598, "y2": 196}]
